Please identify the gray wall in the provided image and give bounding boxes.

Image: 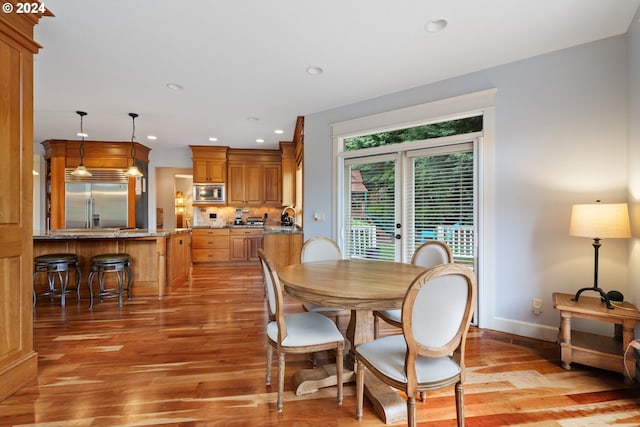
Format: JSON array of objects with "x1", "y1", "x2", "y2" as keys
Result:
[
  {"x1": 628, "y1": 11, "x2": 640, "y2": 310},
  {"x1": 305, "y1": 34, "x2": 633, "y2": 339}
]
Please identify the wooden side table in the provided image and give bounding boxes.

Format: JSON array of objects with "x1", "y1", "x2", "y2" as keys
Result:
[{"x1": 552, "y1": 292, "x2": 640, "y2": 383}]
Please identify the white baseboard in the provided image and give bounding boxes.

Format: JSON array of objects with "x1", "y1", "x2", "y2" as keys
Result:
[{"x1": 491, "y1": 316, "x2": 559, "y2": 342}]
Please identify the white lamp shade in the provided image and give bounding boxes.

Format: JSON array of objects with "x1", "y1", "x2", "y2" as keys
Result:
[
  {"x1": 70, "y1": 164, "x2": 92, "y2": 177},
  {"x1": 125, "y1": 165, "x2": 143, "y2": 177},
  {"x1": 569, "y1": 202, "x2": 631, "y2": 239}
]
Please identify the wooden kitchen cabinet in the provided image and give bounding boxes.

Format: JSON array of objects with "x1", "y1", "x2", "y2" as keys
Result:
[
  {"x1": 193, "y1": 159, "x2": 226, "y2": 183},
  {"x1": 263, "y1": 233, "x2": 303, "y2": 271},
  {"x1": 192, "y1": 228, "x2": 230, "y2": 262},
  {"x1": 227, "y1": 149, "x2": 283, "y2": 206},
  {"x1": 190, "y1": 146, "x2": 228, "y2": 184},
  {"x1": 229, "y1": 228, "x2": 263, "y2": 262},
  {"x1": 280, "y1": 142, "x2": 296, "y2": 207},
  {"x1": 167, "y1": 232, "x2": 191, "y2": 290},
  {"x1": 228, "y1": 162, "x2": 264, "y2": 205},
  {"x1": 263, "y1": 163, "x2": 282, "y2": 205}
]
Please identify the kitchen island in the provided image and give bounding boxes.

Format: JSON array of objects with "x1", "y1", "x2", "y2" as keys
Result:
[{"x1": 33, "y1": 228, "x2": 191, "y2": 299}]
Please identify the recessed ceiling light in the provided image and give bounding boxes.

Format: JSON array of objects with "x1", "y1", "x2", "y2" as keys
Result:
[
  {"x1": 147, "y1": 135, "x2": 157, "y2": 140},
  {"x1": 306, "y1": 66, "x2": 324, "y2": 75},
  {"x1": 166, "y1": 82, "x2": 184, "y2": 91},
  {"x1": 256, "y1": 138, "x2": 264, "y2": 143},
  {"x1": 247, "y1": 116, "x2": 260, "y2": 121},
  {"x1": 274, "y1": 129, "x2": 284, "y2": 135},
  {"x1": 425, "y1": 19, "x2": 448, "y2": 33},
  {"x1": 209, "y1": 137, "x2": 218, "y2": 142}
]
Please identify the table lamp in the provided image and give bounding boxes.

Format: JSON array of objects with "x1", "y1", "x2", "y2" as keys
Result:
[{"x1": 569, "y1": 200, "x2": 631, "y2": 308}]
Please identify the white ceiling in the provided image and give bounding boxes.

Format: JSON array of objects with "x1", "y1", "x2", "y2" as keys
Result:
[{"x1": 33, "y1": 0, "x2": 640, "y2": 151}]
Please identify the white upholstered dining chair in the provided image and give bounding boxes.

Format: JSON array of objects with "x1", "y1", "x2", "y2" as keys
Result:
[
  {"x1": 373, "y1": 240, "x2": 453, "y2": 338},
  {"x1": 299, "y1": 237, "x2": 350, "y2": 324},
  {"x1": 258, "y1": 249, "x2": 344, "y2": 412},
  {"x1": 355, "y1": 263, "x2": 477, "y2": 427}
]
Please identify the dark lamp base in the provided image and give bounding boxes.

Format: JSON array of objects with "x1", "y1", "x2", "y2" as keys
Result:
[{"x1": 573, "y1": 286, "x2": 613, "y2": 309}]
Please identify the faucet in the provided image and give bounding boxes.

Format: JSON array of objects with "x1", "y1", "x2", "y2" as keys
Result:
[{"x1": 281, "y1": 205, "x2": 296, "y2": 227}]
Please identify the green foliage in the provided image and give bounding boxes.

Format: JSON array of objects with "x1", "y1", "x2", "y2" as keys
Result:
[
  {"x1": 348, "y1": 116, "x2": 479, "y2": 224},
  {"x1": 344, "y1": 116, "x2": 482, "y2": 151}
]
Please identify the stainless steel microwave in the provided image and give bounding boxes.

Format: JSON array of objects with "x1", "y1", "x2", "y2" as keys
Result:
[{"x1": 193, "y1": 183, "x2": 225, "y2": 204}]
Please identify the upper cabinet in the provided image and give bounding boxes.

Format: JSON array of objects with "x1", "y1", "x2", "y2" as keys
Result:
[
  {"x1": 190, "y1": 146, "x2": 227, "y2": 183},
  {"x1": 280, "y1": 142, "x2": 296, "y2": 207},
  {"x1": 190, "y1": 118, "x2": 303, "y2": 208},
  {"x1": 227, "y1": 149, "x2": 281, "y2": 206}
]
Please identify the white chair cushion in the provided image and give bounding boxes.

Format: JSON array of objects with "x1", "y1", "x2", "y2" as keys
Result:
[
  {"x1": 378, "y1": 309, "x2": 401, "y2": 323},
  {"x1": 356, "y1": 335, "x2": 460, "y2": 384},
  {"x1": 267, "y1": 312, "x2": 344, "y2": 347},
  {"x1": 304, "y1": 302, "x2": 346, "y2": 313}
]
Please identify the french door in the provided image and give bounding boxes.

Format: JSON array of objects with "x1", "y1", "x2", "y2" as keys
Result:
[{"x1": 342, "y1": 140, "x2": 477, "y2": 267}]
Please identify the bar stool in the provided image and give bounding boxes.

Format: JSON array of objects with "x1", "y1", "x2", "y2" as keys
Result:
[
  {"x1": 87, "y1": 253, "x2": 132, "y2": 310},
  {"x1": 33, "y1": 253, "x2": 81, "y2": 307}
]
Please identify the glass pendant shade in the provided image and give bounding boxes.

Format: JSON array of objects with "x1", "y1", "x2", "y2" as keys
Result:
[
  {"x1": 71, "y1": 164, "x2": 92, "y2": 177},
  {"x1": 125, "y1": 164, "x2": 143, "y2": 177},
  {"x1": 125, "y1": 112, "x2": 143, "y2": 177},
  {"x1": 71, "y1": 110, "x2": 92, "y2": 177}
]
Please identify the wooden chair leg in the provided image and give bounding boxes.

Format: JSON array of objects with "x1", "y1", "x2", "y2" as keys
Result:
[
  {"x1": 455, "y1": 382, "x2": 464, "y2": 427},
  {"x1": 266, "y1": 344, "x2": 272, "y2": 385},
  {"x1": 336, "y1": 343, "x2": 343, "y2": 405},
  {"x1": 277, "y1": 352, "x2": 285, "y2": 412},
  {"x1": 373, "y1": 315, "x2": 380, "y2": 339},
  {"x1": 407, "y1": 395, "x2": 416, "y2": 427},
  {"x1": 356, "y1": 360, "x2": 364, "y2": 420}
]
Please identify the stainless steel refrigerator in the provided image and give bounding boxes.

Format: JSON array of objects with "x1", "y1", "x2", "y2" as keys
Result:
[{"x1": 65, "y1": 183, "x2": 128, "y2": 228}]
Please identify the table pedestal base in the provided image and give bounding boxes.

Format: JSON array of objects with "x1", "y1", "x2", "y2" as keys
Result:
[
  {"x1": 364, "y1": 371, "x2": 407, "y2": 424},
  {"x1": 291, "y1": 364, "x2": 406, "y2": 424},
  {"x1": 292, "y1": 364, "x2": 354, "y2": 396}
]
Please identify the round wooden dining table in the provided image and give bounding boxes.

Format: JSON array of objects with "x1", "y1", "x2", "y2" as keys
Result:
[{"x1": 278, "y1": 258, "x2": 428, "y2": 424}]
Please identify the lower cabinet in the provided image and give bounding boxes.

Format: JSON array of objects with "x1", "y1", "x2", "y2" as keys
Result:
[
  {"x1": 167, "y1": 232, "x2": 192, "y2": 289},
  {"x1": 263, "y1": 233, "x2": 303, "y2": 271},
  {"x1": 192, "y1": 228, "x2": 230, "y2": 262},
  {"x1": 191, "y1": 228, "x2": 301, "y2": 265},
  {"x1": 229, "y1": 229, "x2": 264, "y2": 262}
]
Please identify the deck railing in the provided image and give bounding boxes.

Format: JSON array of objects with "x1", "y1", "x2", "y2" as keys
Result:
[{"x1": 348, "y1": 224, "x2": 475, "y2": 261}]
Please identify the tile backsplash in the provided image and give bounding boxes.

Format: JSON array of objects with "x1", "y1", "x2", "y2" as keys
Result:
[{"x1": 193, "y1": 206, "x2": 287, "y2": 227}]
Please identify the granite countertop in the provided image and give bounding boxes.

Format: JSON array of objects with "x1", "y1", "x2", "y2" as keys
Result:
[
  {"x1": 34, "y1": 228, "x2": 191, "y2": 239},
  {"x1": 192, "y1": 225, "x2": 303, "y2": 234}
]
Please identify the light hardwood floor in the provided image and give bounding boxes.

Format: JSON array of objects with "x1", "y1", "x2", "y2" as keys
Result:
[{"x1": 1, "y1": 264, "x2": 640, "y2": 426}]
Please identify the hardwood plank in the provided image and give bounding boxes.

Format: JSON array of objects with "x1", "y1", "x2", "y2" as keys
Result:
[{"x1": 1, "y1": 264, "x2": 639, "y2": 426}]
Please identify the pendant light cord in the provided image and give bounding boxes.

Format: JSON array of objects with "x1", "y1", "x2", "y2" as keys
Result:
[
  {"x1": 129, "y1": 112, "x2": 138, "y2": 164},
  {"x1": 77, "y1": 110, "x2": 87, "y2": 162}
]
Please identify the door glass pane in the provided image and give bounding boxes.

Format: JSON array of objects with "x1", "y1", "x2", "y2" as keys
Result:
[
  {"x1": 406, "y1": 145, "x2": 475, "y2": 264},
  {"x1": 344, "y1": 157, "x2": 397, "y2": 260}
]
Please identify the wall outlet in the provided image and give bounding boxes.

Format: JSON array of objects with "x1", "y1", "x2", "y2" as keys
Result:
[{"x1": 532, "y1": 298, "x2": 543, "y2": 315}]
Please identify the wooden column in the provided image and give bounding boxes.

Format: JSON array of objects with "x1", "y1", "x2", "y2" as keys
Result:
[{"x1": 0, "y1": 3, "x2": 48, "y2": 401}]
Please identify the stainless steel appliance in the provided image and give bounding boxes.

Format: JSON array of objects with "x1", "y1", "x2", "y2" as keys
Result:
[
  {"x1": 246, "y1": 217, "x2": 264, "y2": 226},
  {"x1": 65, "y1": 183, "x2": 128, "y2": 228},
  {"x1": 193, "y1": 183, "x2": 225, "y2": 204},
  {"x1": 65, "y1": 169, "x2": 129, "y2": 228}
]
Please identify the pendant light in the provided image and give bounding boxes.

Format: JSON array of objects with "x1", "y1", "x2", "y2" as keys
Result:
[
  {"x1": 125, "y1": 112, "x2": 143, "y2": 177},
  {"x1": 70, "y1": 111, "x2": 92, "y2": 177}
]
